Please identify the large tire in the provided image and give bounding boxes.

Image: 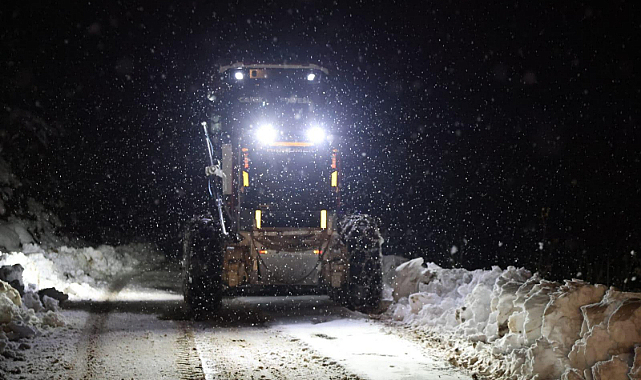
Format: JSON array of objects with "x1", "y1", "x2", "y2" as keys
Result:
[
  {"x1": 182, "y1": 217, "x2": 225, "y2": 313},
  {"x1": 337, "y1": 214, "x2": 383, "y2": 311}
]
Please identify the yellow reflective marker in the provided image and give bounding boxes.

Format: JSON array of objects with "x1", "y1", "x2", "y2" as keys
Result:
[
  {"x1": 331, "y1": 171, "x2": 338, "y2": 187},
  {"x1": 243, "y1": 171, "x2": 249, "y2": 187},
  {"x1": 320, "y1": 210, "x2": 327, "y2": 229},
  {"x1": 255, "y1": 210, "x2": 262, "y2": 229}
]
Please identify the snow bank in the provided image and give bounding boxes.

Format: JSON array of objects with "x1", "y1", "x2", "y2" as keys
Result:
[
  {"x1": 1, "y1": 150, "x2": 64, "y2": 253},
  {"x1": 0, "y1": 242, "x2": 164, "y2": 360},
  {"x1": 0, "y1": 210, "x2": 64, "y2": 254},
  {"x1": 0, "y1": 243, "x2": 163, "y2": 300},
  {"x1": 0, "y1": 279, "x2": 64, "y2": 359},
  {"x1": 387, "y1": 258, "x2": 641, "y2": 380},
  {"x1": 381, "y1": 255, "x2": 408, "y2": 301}
]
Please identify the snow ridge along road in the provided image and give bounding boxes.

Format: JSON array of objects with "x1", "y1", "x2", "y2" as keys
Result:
[{"x1": 1, "y1": 267, "x2": 471, "y2": 380}]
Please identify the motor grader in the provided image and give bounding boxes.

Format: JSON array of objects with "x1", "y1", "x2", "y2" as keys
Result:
[{"x1": 183, "y1": 63, "x2": 383, "y2": 312}]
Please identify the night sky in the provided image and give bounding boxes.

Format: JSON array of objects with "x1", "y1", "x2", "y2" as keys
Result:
[{"x1": 1, "y1": 1, "x2": 639, "y2": 287}]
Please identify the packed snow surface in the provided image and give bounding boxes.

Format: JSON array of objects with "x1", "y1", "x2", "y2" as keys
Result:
[
  {"x1": 387, "y1": 257, "x2": 641, "y2": 380},
  {"x1": 281, "y1": 319, "x2": 469, "y2": 380}
]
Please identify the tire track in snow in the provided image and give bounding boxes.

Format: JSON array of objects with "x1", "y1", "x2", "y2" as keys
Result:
[
  {"x1": 175, "y1": 320, "x2": 206, "y2": 380},
  {"x1": 78, "y1": 276, "x2": 134, "y2": 380},
  {"x1": 192, "y1": 324, "x2": 363, "y2": 380}
]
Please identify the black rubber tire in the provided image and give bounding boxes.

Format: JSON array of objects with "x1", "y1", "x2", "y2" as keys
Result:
[
  {"x1": 182, "y1": 217, "x2": 225, "y2": 313},
  {"x1": 337, "y1": 214, "x2": 383, "y2": 311}
]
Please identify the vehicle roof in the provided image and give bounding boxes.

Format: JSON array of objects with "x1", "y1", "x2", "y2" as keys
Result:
[{"x1": 219, "y1": 62, "x2": 329, "y2": 75}]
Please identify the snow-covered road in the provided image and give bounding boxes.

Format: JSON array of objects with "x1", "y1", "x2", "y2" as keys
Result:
[
  {"x1": 0, "y1": 268, "x2": 471, "y2": 380},
  {"x1": 193, "y1": 296, "x2": 469, "y2": 380}
]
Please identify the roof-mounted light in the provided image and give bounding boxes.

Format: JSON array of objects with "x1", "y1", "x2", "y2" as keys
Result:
[
  {"x1": 306, "y1": 126, "x2": 326, "y2": 144},
  {"x1": 256, "y1": 124, "x2": 278, "y2": 145}
]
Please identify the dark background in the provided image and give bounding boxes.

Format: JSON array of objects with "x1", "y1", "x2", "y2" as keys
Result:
[{"x1": 1, "y1": 1, "x2": 639, "y2": 287}]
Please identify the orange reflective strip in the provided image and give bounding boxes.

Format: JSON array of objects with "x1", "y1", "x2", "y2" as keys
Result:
[{"x1": 271, "y1": 141, "x2": 313, "y2": 147}]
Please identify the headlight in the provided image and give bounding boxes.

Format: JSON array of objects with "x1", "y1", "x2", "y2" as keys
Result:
[
  {"x1": 234, "y1": 71, "x2": 244, "y2": 80},
  {"x1": 306, "y1": 126, "x2": 326, "y2": 144},
  {"x1": 256, "y1": 124, "x2": 278, "y2": 144},
  {"x1": 307, "y1": 73, "x2": 316, "y2": 81}
]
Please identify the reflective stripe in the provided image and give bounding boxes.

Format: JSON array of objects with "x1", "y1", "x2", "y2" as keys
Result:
[
  {"x1": 331, "y1": 171, "x2": 338, "y2": 187},
  {"x1": 255, "y1": 210, "x2": 262, "y2": 229}
]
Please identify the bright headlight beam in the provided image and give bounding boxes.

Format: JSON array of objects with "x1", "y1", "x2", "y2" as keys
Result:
[
  {"x1": 256, "y1": 124, "x2": 278, "y2": 144},
  {"x1": 234, "y1": 71, "x2": 244, "y2": 80},
  {"x1": 306, "y1": 126, "x2": 326, "y2": 144},
  {"x1": 307, "y1": 73, "x2": 316, "y2": 81}
]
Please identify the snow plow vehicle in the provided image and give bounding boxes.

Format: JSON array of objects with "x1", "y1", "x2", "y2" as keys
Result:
[{"x1": 183, "y1": 63, "x2": 383, "y2": 312}]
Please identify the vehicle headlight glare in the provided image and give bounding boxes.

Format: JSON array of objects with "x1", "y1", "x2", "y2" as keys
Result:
[
  {"x1": 256, "y1": 124, "x2": 278, "y2": 144},
  {"x1": 234, "y1": 71, "x2": 244, "y2": 80},
  {"x1": 306, "y1": 126, "x2": 325, "y2": 143},
  {"x1": 307, "y1": 73, "x2": 316, "y2": 81}
]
